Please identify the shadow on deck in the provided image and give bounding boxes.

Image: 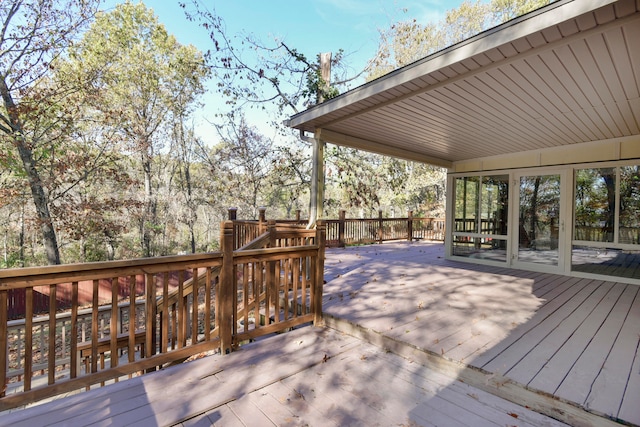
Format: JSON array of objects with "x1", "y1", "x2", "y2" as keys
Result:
[{"x1": 322, "y1": 241, "x2": 639, "y2": 426}]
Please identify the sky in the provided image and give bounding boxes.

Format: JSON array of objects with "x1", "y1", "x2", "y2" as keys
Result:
[{"x1": 101, "y1": 0, "x2": 465, "y2": 143}]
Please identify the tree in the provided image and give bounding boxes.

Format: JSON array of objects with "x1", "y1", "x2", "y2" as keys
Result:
[
  {"x1": 182, "y1": 1, "x2": 387, "y2": 220},
  {"x1": 182, "y1": 1, "x2": 370, "y2": 121},
  {"x1": 370, "y1": 0, "x2": 551, "y2": 79},
  {"x1": 366, "y1": 0, "x2": 553, "y2": 217},
  {"x1": 66, "y1": 1, "x2": 209, "y2": 257},
  {"x1": 0, "y1": 0, "x2": 101, "y2": 264}
]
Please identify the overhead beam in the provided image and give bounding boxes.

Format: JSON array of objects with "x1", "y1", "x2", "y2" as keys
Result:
[{"x1": 316, "y1": 129, "x2": 453, "y2": 169}]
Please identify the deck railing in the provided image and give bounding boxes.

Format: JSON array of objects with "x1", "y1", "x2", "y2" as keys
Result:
[
  {"x1": 0, "y1": 220, "x2": 325, "y2": 411},
  {"x1": 325, "y1": 210, "x2": 445, "y2": 247},
  {"x1": 232, "y1": 208, "x2": 445, "y2": 249}
]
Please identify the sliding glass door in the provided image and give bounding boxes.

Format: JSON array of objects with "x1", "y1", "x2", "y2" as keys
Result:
[{"x1": 513, "y1": 172, "x2": 566, "y2": 271}]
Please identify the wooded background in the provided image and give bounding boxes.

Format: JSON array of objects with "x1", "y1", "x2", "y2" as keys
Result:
[{"x1": 0, "y1": 0, "x2": 548, "y2": 266}]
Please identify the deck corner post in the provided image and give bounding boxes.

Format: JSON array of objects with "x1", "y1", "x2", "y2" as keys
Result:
[
  {"x1": 407, "y1": 210, "x2": 414, "y2": 241},
  {"x1": 313, "y1": 221, "x2": 326, "y2": 326},
  {"x1": 267, "y1": 220, "x2": 277, "y2": 247},
  {"x1": 258, "y1": 207, "x2": 267, "y2": 234},
  {"x1": 219, "y1": 221, "x2": 235, "y2": 354},
  {"x1": 227, "y1": 207, "x2": 237, "y2": 221},
  {"x1": 378, "y1": 210, "x2": 384, "y2": 244},
  {"x1": 338, "y1": 210, "x2": 346, "y2": 248}
]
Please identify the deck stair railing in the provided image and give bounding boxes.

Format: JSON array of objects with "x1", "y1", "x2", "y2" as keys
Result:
[{"x1": 0, "y1": 219, "x2": 325, "y2": 411}]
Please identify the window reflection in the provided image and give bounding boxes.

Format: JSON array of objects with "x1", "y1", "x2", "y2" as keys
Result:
[
  {"x1": 574, "y1": 168, "x2": 615, "y2": 242},
  {"x1": 620, "y1": 166, "x2": 640, "y2": 244},
  {"x1": 481, "y1": 175, "x2": 509, "y2": 236},
  {"x1": 455, "y1": 176, "x2": 479, "y2": 233}
]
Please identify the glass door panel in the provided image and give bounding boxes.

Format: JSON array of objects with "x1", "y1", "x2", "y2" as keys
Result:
[{"x1": 516, "y1": 174, "x2": 562, "y2": 267}]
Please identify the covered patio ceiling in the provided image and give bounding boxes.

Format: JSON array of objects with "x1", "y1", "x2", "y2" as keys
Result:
[{"x1": 286, "y1": 0, "x2": 640, "y2": 169}]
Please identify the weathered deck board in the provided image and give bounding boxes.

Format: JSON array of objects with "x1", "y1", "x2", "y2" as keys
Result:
[
  {"x1": 470, "y1": 276, "x2": 589, "y2": 368},
  {"x1": 585, "y1": 286, "x2": 640, "y2": 420},
  {"x1": 322, "y1": 242, "x2": 640, "y2": 426},
  {"x1": 182, "y1": 404, "x2": 244, "y2": 427},
  {"x1": 478, "y1": 279, "x2": 603, "y2": 373},
  {"x1": 504, "y1": 280, "x2": 615, "y2": 385},
  {"x1": 0, "y1": 327, "x2": 362, "y2": 427},
  {"x1": 554, "y1": 284, "x2": 638, "y2": 405}
]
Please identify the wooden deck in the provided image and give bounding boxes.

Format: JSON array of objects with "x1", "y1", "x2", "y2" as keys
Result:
[
  {"x1": 2, "y1": 241, "x2": 638, "y2": 426},
  {"x1": 0, "y1": 326, "x2": 569, "y2": 427},
  {"x1": 322, "y1": 242, "x2": 640, "y2": 426}
]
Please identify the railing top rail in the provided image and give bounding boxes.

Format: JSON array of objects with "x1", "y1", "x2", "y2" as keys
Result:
[
  {"x1": 0, "y1": 252, "x2": 224, "y2": 287},
  {"x1": 233, "y1": 245, "x2": 319, "y2": 261}
]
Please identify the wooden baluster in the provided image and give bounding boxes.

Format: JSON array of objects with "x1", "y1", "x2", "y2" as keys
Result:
[
  {"x1": 0, "y1": 290, "x2": 7, "y2": 397},
  {"x1": 24, "y1": 288, "x2": 33, "y2": 391},
  {"x1": 110, "y1": 277, "x2": 118, "y2": 374},
  {"x1": 267, "y1": 220, "x2": 277, "y2": 324},
  {"x1": 161, "y1": 272, "x2": 169, "y2": 353},
  {"x1": 128, "y1": 275, "x2": 136, "y2": 367},
  {"x1": 178, "y1": 271, "x2": 185, "y2": 348},
  {"x1": 191, "y1": 268, "x2": 199, "y2": 345},
  {"x1": 314, "y1": 221, "x2": 326, "y2": 326},
  {"x1": 170, "y1": 302, "x2": 176, "y2": 350},
  {"x1": 240, "y1": 263, "x2": 248, "y2": 333},
  {"x1": 91, "y1": 280, "x2": 99, "y2": 376},
  {"x1": 70, "y1": 282, "x2": 78, "y2": 379},
  {"x1": 144, "y1": 273, "x2": 156, "y2": 372},
  {"x1": 204, "y1": 268, "x2": 212, "y2": 341},
  {"x1": 47, "y1": 284, "x2": 56, "y2": 385},
  {"x1": 338, "y1": 210, "x2": 346, "y2": 248}
]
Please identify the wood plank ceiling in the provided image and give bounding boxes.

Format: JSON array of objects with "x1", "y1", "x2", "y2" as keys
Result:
[{"x1": 287, "y1": 0, "x2": 640, "y2": 167}]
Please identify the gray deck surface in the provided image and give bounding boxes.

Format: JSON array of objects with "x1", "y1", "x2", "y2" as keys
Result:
[
  {"x1": 0, "y1": 327, "x2": 568, "y2": 427},
  {"x1": 2, "y1": 241, "x2": 638, "y2": 426},
  {"x1": 322, "y1": 242, "x2": 640, "y2": 426}
]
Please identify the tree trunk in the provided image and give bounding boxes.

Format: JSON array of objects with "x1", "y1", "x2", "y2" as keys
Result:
[
  {"x1": 603, "y1": 172, "x2": 616, "y2": 241},
  {"x1": 529, "y1": 176, "x2": 541, "y2": 244},
  {"x1": 141, "y1": 150, "x2": 156, "y2": 258},
  {"x1": 0, "y1": 76, "x2": 61, "y2": 265}
]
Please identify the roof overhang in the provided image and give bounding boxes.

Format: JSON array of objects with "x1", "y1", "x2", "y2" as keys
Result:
[{"x1": 287, "y1": 0, "x2": 640, "y2": 169}]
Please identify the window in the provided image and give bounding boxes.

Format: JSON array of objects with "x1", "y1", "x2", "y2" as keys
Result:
[
  {"x1": 452, "y1": 175, "x2": 508, "y2": 261},
  {"x1": 455, "y1": 176, "x2": 478, "y2": 233},
  {"x1": 619, "y1": 166, "x2": 640, "y2": 245},
  {"x1": 573, "y1": 168, "x2": 615, "y2": 242},
  {"x1": 481, "y1": 175, "x2": 509, "y2": 236},
  {"x1": 572, "y1": 165, "x2": 640, "y2": 279}
]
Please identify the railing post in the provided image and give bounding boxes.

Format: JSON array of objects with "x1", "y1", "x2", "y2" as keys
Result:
[
  {"x1": 338, "y1": 210, "x2": 346, "y2": 248},
  {"x1": 258, "y1": 207, "x2": 267, "y2": 234},
  {"x1": 219, "y1": 221, "x2": 234, "y2": 354},
  {"x1": 295, "y1": 209, "x2": 301, "y2": 222},
  {"x1": 378, "y1": 210, "x2": 384, "y2": 244},
  {"x1": 314, "y1": 221, "x2": 326, "y2": 326},
  {"x1": 0, "y1": 290, "x2": 7, "y2": 398},
  {"x1": 407, "y1": 210, "x2": 414, "y2": 241},
  {"x1": 227, "y1": 207, "x2": 237, "y2": 221},
  {"x1": 267, "y1": 220, "x2": 278, "y2": 316}
]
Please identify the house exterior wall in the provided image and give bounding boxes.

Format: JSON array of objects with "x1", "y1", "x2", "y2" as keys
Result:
[{"x1": 446, "y1": 137, "x2": 640, "y2": 285}]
